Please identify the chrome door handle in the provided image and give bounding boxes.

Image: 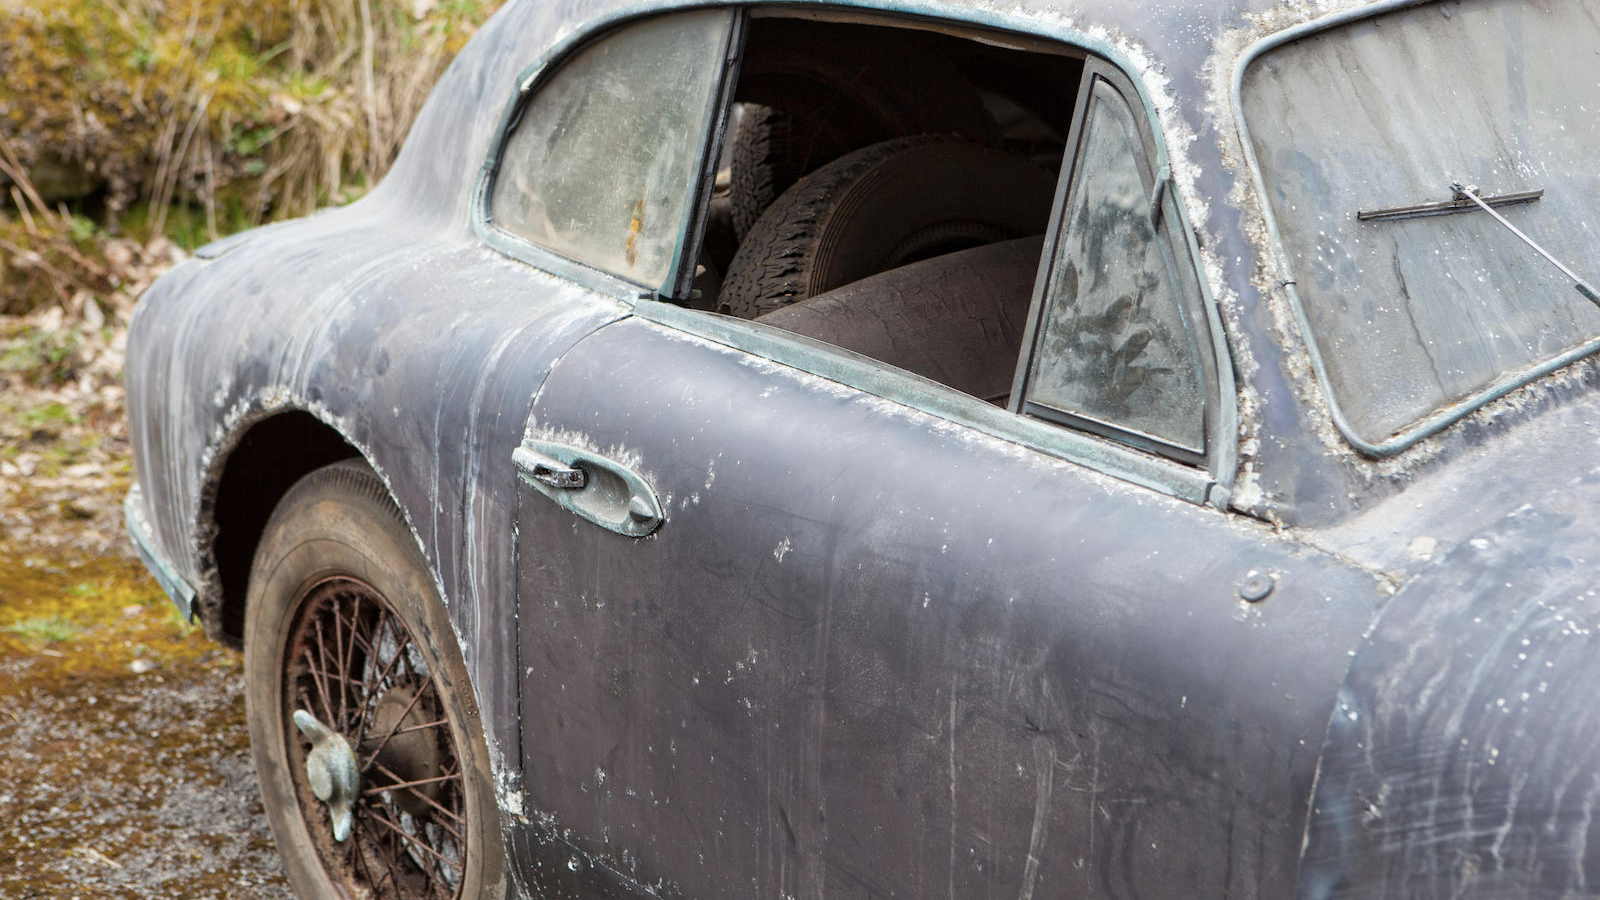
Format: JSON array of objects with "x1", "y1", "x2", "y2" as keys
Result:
[{"x1": 513, "y1": 440, "x2": 664, "y2": 537}]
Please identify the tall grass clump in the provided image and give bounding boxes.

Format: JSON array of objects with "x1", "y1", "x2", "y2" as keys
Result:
[{"x1": 0, "y1": 0, "x2": 502, "y2": 314}]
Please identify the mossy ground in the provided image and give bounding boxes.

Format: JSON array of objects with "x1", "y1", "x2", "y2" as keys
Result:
[
  {"x1": 0, "y1": 0, "x2": 500, "y2": 889},
  {"x1": 0, "y1": 485, "x2": 294, "y2": 896},
  {"x1": 0, "y1": 343, "x2": 293, "y2": 895}
]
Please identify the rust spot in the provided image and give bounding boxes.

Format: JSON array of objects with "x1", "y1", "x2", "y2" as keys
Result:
[{"x1": 624, "y1": 198, "x2": 645, "y2": 268}]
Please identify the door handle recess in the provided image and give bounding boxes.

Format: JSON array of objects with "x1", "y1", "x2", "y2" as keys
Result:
[
  {"x1": 525, "y1": 458, "x2": 586, "y2": 490},
  {"x1": 513, "y1": 440, "x2": 664, "y2": 537}
]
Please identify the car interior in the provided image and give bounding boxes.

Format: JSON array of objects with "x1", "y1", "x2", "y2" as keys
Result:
[
  {"x1": 697, "y1": 14, "x2": 1087, "y2": 405},
  {"x1": 490, "y1": 8, "x2": 1212, "y2": 463}
]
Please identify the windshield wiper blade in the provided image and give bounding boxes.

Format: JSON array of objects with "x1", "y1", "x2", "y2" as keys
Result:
[
  {"x1": 1358, "y1": 187, "x2": 1543, "y2": 222},
  {"x1": 1447, "y1": 181, "x2": 1600, "y2": 308}
]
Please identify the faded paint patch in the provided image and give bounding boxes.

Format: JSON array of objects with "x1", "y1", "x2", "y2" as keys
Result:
[{"x1": 1407, "y1": 535, "x2": 1437, "y2": 562}]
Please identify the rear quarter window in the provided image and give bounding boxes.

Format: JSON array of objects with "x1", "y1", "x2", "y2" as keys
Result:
[{"x1": 489, "y1": 10, "x2": 734, "y2": 290}]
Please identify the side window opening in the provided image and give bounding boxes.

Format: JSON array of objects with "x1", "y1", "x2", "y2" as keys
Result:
[
  {"x1": 486, "y1": 9, "x2": 1213, "y2": 469},
  {"x1": 705, "y1": 15, "x2": 1083, "y2": 407},
  {"x1": 698, "y1": 17, "x2": 1210, "y2": 466}
]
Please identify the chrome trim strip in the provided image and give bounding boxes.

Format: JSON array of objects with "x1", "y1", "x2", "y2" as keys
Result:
[
  {"x1": 634, "y1": 300, "x2": 1217, "y2": 505},
  {"x1": 124, "y1": 484, "x2": 198, "y2": 620}
]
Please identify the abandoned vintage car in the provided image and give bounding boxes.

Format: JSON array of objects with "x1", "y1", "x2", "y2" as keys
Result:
[{"x1": 122, "y1": 0, "x2": 1600, "y2": 897}]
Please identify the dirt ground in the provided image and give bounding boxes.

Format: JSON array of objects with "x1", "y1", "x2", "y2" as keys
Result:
[{"x1": 0, "y1": 240, "x2": 293, "y2": 898}]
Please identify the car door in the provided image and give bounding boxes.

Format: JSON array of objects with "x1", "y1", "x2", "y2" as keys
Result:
[{"x1": 490, "y1": 14, "x2": 1386, "y2": 900}]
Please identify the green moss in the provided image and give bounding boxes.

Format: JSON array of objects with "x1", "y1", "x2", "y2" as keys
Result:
[
  {"x1": 4, "y1": 616, "x2": 83, "y2": 645},
  {"x1": 0, "y1": 328, "x2": 82, "y2": 384},
  {"x1": 17, "y1": 401, "x2": 82, "y2": 429},
  {"x1": 0, "y1": 559, "x2": 208, "y2": 699}
]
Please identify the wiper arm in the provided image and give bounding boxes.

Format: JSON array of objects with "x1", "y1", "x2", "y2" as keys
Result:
[{"x1": 1449, "y1": 181, "x2": 1600, "y2": 308}]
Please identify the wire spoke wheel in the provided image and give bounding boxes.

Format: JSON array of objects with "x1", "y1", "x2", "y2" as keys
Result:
[
  {"x1": 284, "y1": 576, "x2": 466, "y2": 899},
  {"x1": 245, "y1": 460, "x2": 506, "y2": 900}
]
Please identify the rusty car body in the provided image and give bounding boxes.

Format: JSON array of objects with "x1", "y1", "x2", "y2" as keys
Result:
[{"x1": 123, "y1": 0, "x2": 1600, "y2": 897}]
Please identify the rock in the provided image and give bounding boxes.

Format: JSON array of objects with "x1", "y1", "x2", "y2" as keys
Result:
[
  {"x1": 12, "y1": 453, "x2": 38, "y2": 476},
  {"x1": 102, "y1": 240, "x2": 136, "y2": 272},
  {"x1": 30, "y1": 305, "x2": 63, "y2": 332},
  {"x1": 81, "y1": 295, "x2": 104, "y2": 332},
  {"x1": 57, "y1": 498, "x2": 94, "y2": 520}
]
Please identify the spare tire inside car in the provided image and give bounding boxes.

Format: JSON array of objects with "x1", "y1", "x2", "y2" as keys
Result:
[
  {"x1": 727, "y1": 24, "x2": 998, "y2": 238},
  {"x1": 718, "y1": 135, "x2": 1057, "y2": 319}
]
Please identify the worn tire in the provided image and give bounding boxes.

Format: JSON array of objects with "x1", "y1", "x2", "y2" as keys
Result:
[
  {"x1": 244, "y1": 459, "x2": 508, "y2": 900},
  {"x1": 719, "y1": 136, "x2": 1055, "y2": 319},
  {"x1": 729, "y1": 105, "x2": 801, "y2": 240},
  {"x1": 727, "y1": 27, "x2": 996, "y2": 239}
]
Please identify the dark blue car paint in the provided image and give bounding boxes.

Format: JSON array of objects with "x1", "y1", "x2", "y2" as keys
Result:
[
  {"x1": 516, "y1": 318, "x2": 1387, "y2": 899},
  {"x1": 122, "y1": 0, "x2": 1600, "y2": 897}
]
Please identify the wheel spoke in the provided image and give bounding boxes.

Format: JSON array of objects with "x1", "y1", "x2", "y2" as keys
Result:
[
  {"x1": 333, "y1": 594, "x2": 348, "y2": 727},
  {"x1": 364, "y1": 770, "x2": 460, "y2": 797},
  {"x1": 386, "y1": 717, "x2": 450, "y2": 737},
  {"x1": 367, "y1": 758, "x2": 467, "y2": 833},
  {"x1": 365, "y1": 805, "x2": 462, "y2": 877},
  {"x1": 281, "y1": 576, "x2": 467, "y2": 899},
  {"x1": 302, "y1": 664, "x2": 368, "y2": 685},
  {"x1": 313, "y1": 616, "x2": 341, "y2": 727},
  {"x1": 301, "y1": 646, "x2": 338, "y2": 728},
  {"x1": 355, "y1": 617, "x2": 409, "y2": 735},
  {"x1": 350, "y1": 610, "x2": 383, "y2": 739},
  {"x1": 359, "y1": 676, "x2": 435, "y2": 773}
]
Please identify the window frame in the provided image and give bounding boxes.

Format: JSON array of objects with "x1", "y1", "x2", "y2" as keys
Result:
[
  {"x1": 472, "y1": 8, "x2": 745, "y2": 301},
  {"x1": 1009, "y1": 59, "x2": 1217, "y2": 468},
  {"x1": 473, "y1": 4, "x2": 1237, "y2": 509}
]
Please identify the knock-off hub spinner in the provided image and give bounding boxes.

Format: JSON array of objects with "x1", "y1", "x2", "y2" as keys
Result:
[{"x1": 293, "y1": 709, "x2": 360, "y2": 842}]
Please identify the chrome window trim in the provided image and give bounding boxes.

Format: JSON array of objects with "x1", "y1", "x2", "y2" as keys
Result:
[{"x1": 634, "y1": 299, "x2": 1220, "y2": 505}]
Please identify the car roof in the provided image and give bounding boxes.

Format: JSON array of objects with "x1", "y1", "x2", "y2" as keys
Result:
[
  {"x1": 525, "y1": 0, "x2": 1392, "y2": 83},
  {"x1": 364, "y1": 0, "x2": 1418, "y2": 530},
  {"x1": 386, "y1": 0, "x2": 1390, "y2": 228}
]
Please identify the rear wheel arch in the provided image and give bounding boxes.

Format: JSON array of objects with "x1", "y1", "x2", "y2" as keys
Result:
[{"x1": 201, "y1": 410, "x2": 362, "y2": 647}]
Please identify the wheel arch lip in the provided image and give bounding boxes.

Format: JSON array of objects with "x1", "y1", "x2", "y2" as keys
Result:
[
  {"x1": 127, "y1": 395, "x2": 407, "y2": 639},
  {"x1": 124, "y1": 482, "x2": 199, "y2": 619},
  {"x1": 127, "y1": 386, "x2": 542, "y2": 847}
]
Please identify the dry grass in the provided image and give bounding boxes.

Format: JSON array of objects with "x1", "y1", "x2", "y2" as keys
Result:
[
  {"x1": 0, "y1": 134, "x2": 118, "y2": 313},
  {"x1": 0, "y1": 0, "x2": 501, "y2": 314}
]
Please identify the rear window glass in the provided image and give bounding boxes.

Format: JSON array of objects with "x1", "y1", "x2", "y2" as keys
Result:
[
  {"x1": 1241, "y1": 0, "x2": 1600, "y2": 444},
  {"x1": 490, "y1": 10, "x2": 732, "y2": 289}
]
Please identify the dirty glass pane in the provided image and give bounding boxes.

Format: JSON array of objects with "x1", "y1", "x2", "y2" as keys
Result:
[
  {"x1": 1242, "y1": 0, "x2": 1600, "y2": 443},
  {"x1": 491, "y1": 10, "x2": 732, "y2": 289},
  {"x1": 1026, "y1": 81, "x2": 1206, "y2": 454}
]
